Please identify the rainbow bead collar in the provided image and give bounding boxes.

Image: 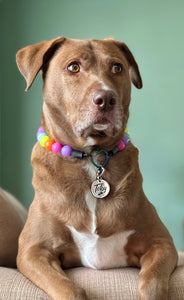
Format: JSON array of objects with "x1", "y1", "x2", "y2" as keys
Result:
[{"x1": 37, "y1": 127, "x2": 130, "y2": 169}]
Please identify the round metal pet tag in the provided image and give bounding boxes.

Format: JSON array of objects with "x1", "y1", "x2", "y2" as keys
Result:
[{"x1": 91, "y1": 179, "x2": 110, "y2": 199}]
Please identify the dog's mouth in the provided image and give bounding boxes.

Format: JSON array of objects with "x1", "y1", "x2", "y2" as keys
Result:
[
  {"x1": 90, "y1": 118, "x2": 112, "y2": 137},
  {"x1": 75, "y1": 115, "x2": 121, "y2": 140}
]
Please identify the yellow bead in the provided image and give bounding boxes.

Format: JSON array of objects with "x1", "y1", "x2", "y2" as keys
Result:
[
  {"x1": 40, "y1": 135, "x2": 49, "y2": 147},
  {"x1": 125, "y1": 128, "x2": 129, "y2": 134}
]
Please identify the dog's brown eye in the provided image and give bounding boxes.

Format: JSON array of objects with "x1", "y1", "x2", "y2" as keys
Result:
[
  {"x1": 112, "y1": 63, "x2": 122, "y2": 74},
  {"x1": 67, "y1": 63, "x2": 80, "y2": 73}
]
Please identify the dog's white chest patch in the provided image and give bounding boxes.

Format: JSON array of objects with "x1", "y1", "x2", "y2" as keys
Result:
[
  {"x1": 68, "y1": 190, "x2": 134, "y2": 270},
  {"x1": 68, "y1": 225, "x2": 135, "y2": 270}
]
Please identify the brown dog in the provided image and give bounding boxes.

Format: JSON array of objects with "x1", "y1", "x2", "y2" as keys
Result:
[{"x1": 16, "y1": 37, "x2": 178, "y2": 300}]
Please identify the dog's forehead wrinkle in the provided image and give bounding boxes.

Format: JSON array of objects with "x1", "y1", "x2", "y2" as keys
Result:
[
  {"x1": 61, "y1": 39, "x2": 125, "y2": 68},
  {"x1": 59, "y1": 40, "x2": 96, "y2": 62},
  {"x1": 91, "y1": 40, "x2": 126, "y2": 58}
]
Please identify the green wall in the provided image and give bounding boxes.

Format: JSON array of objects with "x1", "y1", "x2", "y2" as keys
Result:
[{"x1": 1, "y1": 0, "x2": 184, "y2": 250}]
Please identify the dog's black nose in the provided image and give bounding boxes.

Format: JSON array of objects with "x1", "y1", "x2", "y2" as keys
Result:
[{"x1": 93, "y1": 90, "x2": 116, "y2": 112}]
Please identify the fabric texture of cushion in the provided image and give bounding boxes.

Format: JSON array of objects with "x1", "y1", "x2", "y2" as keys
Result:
[{"x1": 0, "y1": 252, "x2": 183, "y2": 299}]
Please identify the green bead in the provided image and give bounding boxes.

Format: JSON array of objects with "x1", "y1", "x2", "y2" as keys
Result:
[{"x1": 40, "y1": 135, "x2": 49, "y2": 147}]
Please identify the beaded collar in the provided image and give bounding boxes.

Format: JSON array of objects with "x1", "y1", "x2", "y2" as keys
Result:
[
  {"x1": 37, "y1": 126, "x2": 130, "y2": 169},
  {"x1": 37, "y1": 127, "x2": 130, "y2": 199}
]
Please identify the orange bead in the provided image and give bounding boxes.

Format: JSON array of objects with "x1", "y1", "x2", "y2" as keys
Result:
[{"x1": 45, "y1": 139, "x2": 55, "y2": 151}]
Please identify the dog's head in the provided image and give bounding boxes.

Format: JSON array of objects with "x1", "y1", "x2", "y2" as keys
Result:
[{"x1": 16, "y1": 37, "x2": 142, "y2": 150}]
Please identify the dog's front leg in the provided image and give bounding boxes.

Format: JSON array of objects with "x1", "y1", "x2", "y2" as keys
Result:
[
  {"x1": 17, "y1": 244, "x2": 88, "y2": 300},
  {"x1": 138, "y1": 242, "x2": 178, "y2": 300}
]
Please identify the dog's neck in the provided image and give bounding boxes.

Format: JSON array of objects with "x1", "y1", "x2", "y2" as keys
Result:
[{"x1": 36, "y1": 126, "x2": 130, "y2": 167}]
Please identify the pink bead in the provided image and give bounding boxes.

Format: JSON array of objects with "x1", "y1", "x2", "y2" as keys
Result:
[
  {"x1": 38, "y1": 126, "x2": 44, "y2": 132},
  {"x1": 51, "y1": 142, "x2": 62, "y2": 153},
  {"x1": 61, "y1": 145, "x2": 72, "y2": 157},
  {"x1": 118, "y1": 140, "x2": 125, "y2": 151}
]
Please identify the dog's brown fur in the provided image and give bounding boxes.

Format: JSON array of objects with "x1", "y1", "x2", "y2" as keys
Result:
[{"x1": 16, "y1": 37, "x2": 177, "y2": 300}]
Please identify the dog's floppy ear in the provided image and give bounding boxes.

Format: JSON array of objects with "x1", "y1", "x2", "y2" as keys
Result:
[
  {"x1": 16, "y1": 37, "x2": 65, "y2": 91},
  {"x1": 115, "y1": 41, "x2": 143, "y2": 89}
]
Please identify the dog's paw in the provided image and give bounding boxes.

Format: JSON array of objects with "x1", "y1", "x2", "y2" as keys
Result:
[
  {"x1": 138, "y1": 278, "x2": 168, "y2": 300},
  {"x1": 69, "y1": 286, "x2": 88, "y2": 300}
]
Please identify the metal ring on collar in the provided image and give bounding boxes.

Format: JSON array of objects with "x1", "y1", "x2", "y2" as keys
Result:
[{"x1": 89, "y1": 149, "x2": 110, "y2": 169}]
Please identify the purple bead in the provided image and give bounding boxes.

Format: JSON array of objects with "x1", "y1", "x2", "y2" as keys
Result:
[
  {"x1": 122, "y1": 134, "x2": 129, "y2": 146},
  {"x1": 52, "y1": 142, "x2": 62, "y2": 153},
  {"x1": 37, "y1": 130, "x2": 45, "y2": 138},
  {"x1": 61, "y1": 145, "x2": 72, "y2": 157}
]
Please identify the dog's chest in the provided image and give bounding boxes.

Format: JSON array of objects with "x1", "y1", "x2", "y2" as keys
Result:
[
  {"x1": 68, "y1": 223, "x2": 134, "y2": 269},
  {"x1": 67, "y1": 162, "x2": 134, "y2": 269}
]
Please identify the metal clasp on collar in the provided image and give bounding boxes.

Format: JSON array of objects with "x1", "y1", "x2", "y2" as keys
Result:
[{"x1": 89, "y1": 149, "x2": 110, "y2": 169}]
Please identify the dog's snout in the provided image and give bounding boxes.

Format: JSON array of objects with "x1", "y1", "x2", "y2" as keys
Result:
[{"x1": 93, "y1": 90, "x2": 116, "y2": 112}]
